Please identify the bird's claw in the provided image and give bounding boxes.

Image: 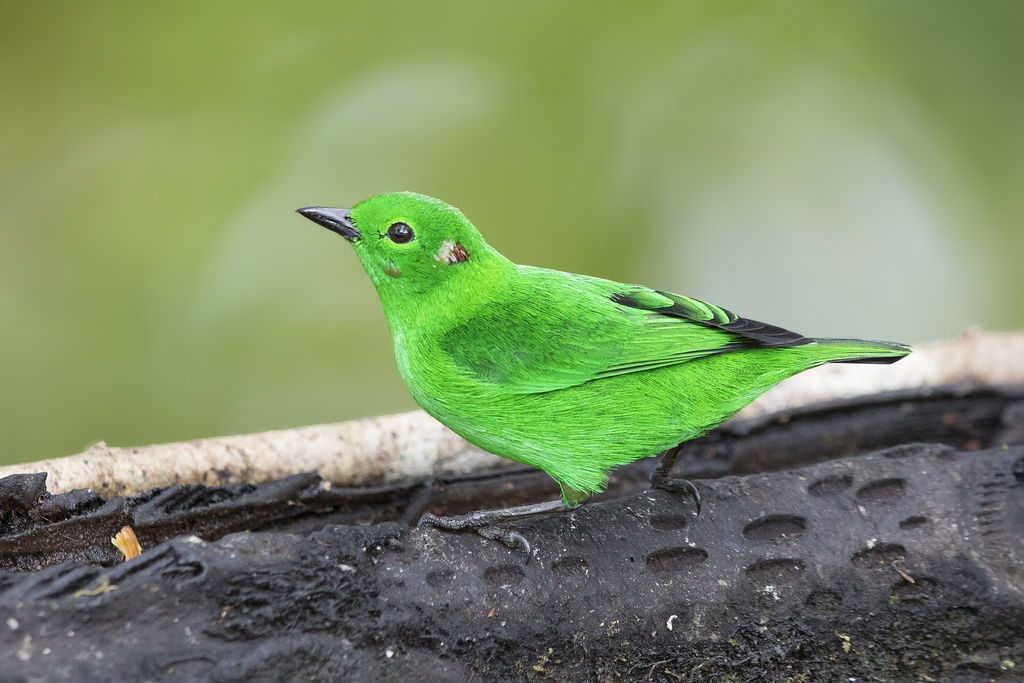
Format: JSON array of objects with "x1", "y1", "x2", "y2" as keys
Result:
[
  {"x1": 652, "y1": 476, "x2": 702, "y2": 515},
  {"x1": 417, "y1": 512, "x2": 464, "y2": 530},
  {"x1": 477, "y1": 526, "x2": 531, "y2": 555},
  {"x1": 651, "y1": 445, "x2": 702, "y2": 515}
]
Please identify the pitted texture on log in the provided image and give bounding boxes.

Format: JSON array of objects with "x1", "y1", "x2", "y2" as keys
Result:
[
  {"x1": 0, "y1": 385, "x2": 1022, "y2": 680},
  {"x1": 0, "y1": 446, "x2": 1022, "y2": 679},
  {"x1": 0, "y1": 385, "x2": 1022, "y2": 573}
]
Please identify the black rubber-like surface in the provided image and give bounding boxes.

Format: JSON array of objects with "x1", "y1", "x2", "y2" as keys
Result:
[{"x1": 0, "y1": 384, "x2": 1022, "y2": 681}]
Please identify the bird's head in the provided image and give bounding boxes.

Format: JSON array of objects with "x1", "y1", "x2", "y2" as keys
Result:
[{"x1": 299, "y1": 192, "x2": 506, "y2": 306}]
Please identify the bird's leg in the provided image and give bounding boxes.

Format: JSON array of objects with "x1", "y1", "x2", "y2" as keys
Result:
[
  {"x1": 650, "y1": 444, "x2": 702, "y2": 515},
  {"x1": 417, "y1": 498, "x2": 570, "y2": 557}
]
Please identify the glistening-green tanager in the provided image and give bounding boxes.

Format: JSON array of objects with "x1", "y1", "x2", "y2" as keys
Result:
[{"x1": 299, "y1": 192, "x2": 909, "y2": 509}]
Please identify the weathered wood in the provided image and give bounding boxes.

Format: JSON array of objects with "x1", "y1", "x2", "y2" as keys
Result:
[
  {"x1": 0, "y1": 384, "x2": 1022, "y2": 680},
  {"x1": 2, "y1": 329, "x2": 1020, "y2": 497}
]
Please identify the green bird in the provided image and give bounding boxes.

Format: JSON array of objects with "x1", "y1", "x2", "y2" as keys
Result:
[{"x1": 298, "y1": 192, "x2": 909, "y2": 531}]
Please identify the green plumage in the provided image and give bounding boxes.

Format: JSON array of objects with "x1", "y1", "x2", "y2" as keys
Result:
[{"x1": 300, "y1": 192, "x2": 910, "y2": 505}]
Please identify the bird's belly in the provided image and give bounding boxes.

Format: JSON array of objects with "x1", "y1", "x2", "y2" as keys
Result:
[
  {"x1": 397, "y1": 343, "x2": 806, "y2": 488},
  {"x1": 400, "y1": 361, "x2": 699, "y2": 471}
]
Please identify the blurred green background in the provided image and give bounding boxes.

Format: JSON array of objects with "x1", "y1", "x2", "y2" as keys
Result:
[{"x1": 3, "y1": 1, "x2": 1023, "y2": 465}]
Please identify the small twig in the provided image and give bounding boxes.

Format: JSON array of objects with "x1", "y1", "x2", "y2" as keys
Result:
[{"x1": 892, "y1": 560, "x2": 916, "y2": 584}]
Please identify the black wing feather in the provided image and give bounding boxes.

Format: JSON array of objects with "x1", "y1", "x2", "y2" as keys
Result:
[{"x1": 611, "y1": 290, "x2": 812, "y2": 348}]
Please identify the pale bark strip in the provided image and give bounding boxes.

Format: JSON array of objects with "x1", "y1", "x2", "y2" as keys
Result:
[
  {"x1": 1, "y1": 329, "x2": 1021, "y2": 496},
  {"x1": 0, "y1": 412, "x2": 505, "y2": 497},
  {"x1": 738, "y1": 328, "x2": 1024, "y2": 418}
]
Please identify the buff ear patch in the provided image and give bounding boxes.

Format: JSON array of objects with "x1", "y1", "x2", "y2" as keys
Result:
[{"x1": 433, "y1": 240, "x2": 469, "y2": 265}]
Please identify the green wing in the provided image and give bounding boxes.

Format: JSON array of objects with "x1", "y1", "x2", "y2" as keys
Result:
[{"x1": 439, "y1": 267, "x2": 811, "y2": 394}]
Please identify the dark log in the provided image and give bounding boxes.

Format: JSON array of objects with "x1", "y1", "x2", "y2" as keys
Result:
[{"x1": 0, "y1": 384, "x2": 1022, "y2": 681}]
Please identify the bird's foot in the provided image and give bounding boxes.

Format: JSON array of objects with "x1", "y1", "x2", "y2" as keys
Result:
[
  {"x1": 416, "y1": 498, "x2": 567, "y2": 560},
  {"x1": 418, "y1": 516, "x2": 532, "y2": 555},
  {"x1": 650, "y1": 445, "x2": 702, "y2": 515},
  {"x1": 651, "y1": 476, "x2": 702, "y2": 515}
]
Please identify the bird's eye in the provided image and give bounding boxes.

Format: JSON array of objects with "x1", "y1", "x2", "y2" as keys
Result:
[{"x1": 386, "y1": 222, "x2": 414, "y2": 244}]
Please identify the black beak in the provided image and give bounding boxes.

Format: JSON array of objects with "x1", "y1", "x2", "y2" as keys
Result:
[{"x1": 296, "y1": 206, "x2": 363, "y2": 242}]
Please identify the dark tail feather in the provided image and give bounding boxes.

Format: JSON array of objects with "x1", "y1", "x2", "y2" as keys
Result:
[
  {"x1": 833, "y1": 355, "x2": 907, "y2": 365},
  {"x1": 812, "y1": 338, "x2": 912, "y2": 365}
]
